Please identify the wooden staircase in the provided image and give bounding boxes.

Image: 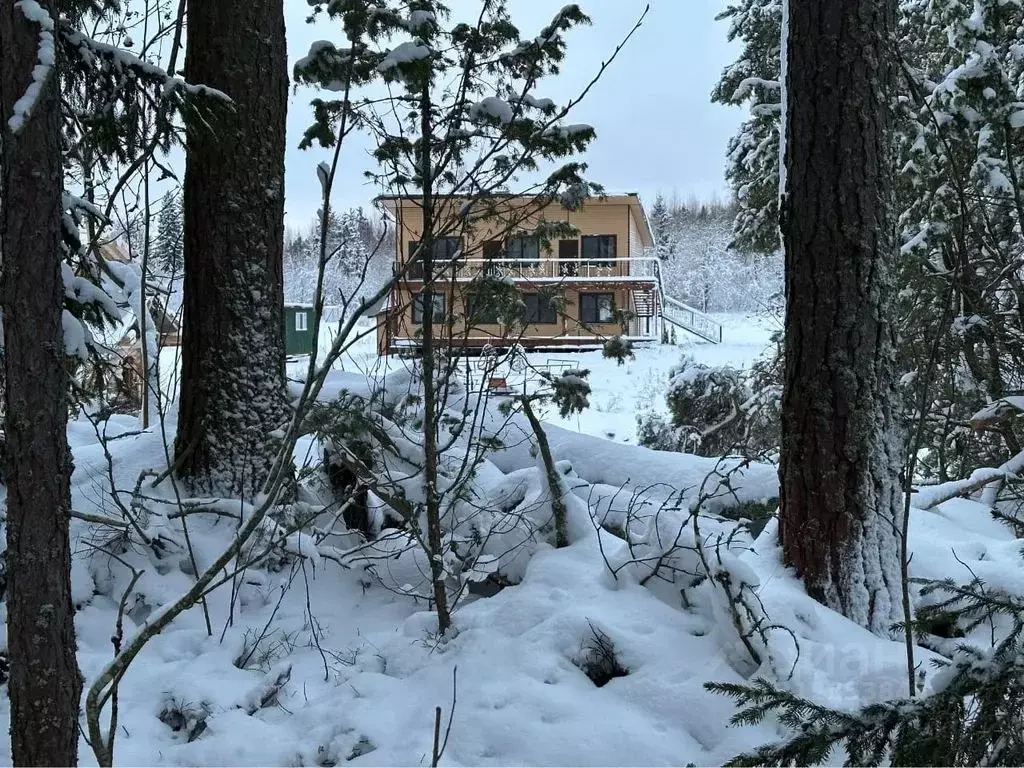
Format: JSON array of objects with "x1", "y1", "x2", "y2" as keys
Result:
[
  {"x1": 631, "y1": 289, "x2": 656, "y2": 317},
  {"x1": 660, "y1": 295, "x2": 723, "y2": 344}
]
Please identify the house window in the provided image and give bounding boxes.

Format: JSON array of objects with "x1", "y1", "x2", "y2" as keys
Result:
[
  {"x1": 523, "y1": 293, "x2": 558, "y2": 324},
  {"x1": 507, "y1": 235, "x2": 540, "y2": 267},
  {"x1": 581, "y1": 235, "x2": 616, "y2": 267},
  {"x1": 580, "y1": 293, "x2": 615, "y2": 324},
  {"x1": 482, "y1": 240, "x2": 504, "y2": 275},
  {"x1": 407, "y1": 237, "x2": 463, "y2": 278},
  {"x1": 412, "y1": 291, "x2": 446, "y2": 324},
  {"x1": 558, "y1": 239, "x2": 579, "y2": 277},
  {"x1": 294, "y1": 311, "x2": 308, "y2": 332}
]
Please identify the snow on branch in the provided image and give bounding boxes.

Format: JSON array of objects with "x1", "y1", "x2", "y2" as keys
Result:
[
  {"x1": 731, "y1": 76, "x2": 781, "y2": 102},
  {"x1": 376, "y1": 41, "x2": 431, "y2": 73},
  {"x1": 970, "y1": 395, "x2": 1024, "y2": 430},
  {"x1": 8, "y1": 0, "x2": 57, "y2": 133},
  {"x1": 61, "y1": 26, "x2": 231, "y2": 103},
  {"x1": 913, "y1": 441, "x2": 1024, "y2": 510},
  {"x1": 913, "y1": 466, "x2": 1016, "y2": 510}
]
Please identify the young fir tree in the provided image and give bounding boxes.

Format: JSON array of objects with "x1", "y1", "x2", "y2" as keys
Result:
[
  {"x1": 709, "y1": 571, "x2": 1024, "y2": 766},
  {"x1": 295, "y1": 0, "x2": 627, "y2": 634},
  {"x1": 153, "y1": 190, "x2": 184, "y2": 276},
  {"x1": 711, "y1": 0, "x2": 782, "y2": 255},
  {"x1": 649, "y1": 192, "x2": 676, "y2": 260},
  {"x1": 778, "y1": 0, "x2": 904, "y2": 635},
  {"x1": 176, "y1": 0, "x2": 290, "y2": 497}
]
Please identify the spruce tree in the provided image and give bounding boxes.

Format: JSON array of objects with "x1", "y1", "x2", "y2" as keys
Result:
[
  {"x1": 650, "y1": 193, "x2": 676, "y2": 260},
  {"x1": 153, "y1": 191, "x2": 184, "y2": 276},
  {"x1": 894, "y1": 0, "x2": 1024, "y2": 486},
  {"x1": 711, "y1": 0, "x2": 782, "y2": 254}
]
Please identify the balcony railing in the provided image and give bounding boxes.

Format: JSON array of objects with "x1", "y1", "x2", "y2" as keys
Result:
[{"x1": 396, "y1": 256, "x2": 661, "y2": 281}]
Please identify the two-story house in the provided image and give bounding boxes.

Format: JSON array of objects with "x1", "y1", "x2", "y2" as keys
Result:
[{"x1": 375, "y1": 193, "x2": 670, "y2": 355}]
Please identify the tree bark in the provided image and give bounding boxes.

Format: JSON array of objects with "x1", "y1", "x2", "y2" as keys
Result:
[
  {"x1": 177, "y1": 0, "x2": 289, "y2": 497},
  {"x1": 417, "y1": 82, "x2": 452, "y2": 636},
  {"x1": 0, "y1": 1, "x2": 84, "y2": 763},
  {"x1": 779, "y1": 0, "x2": 904, "y2": 634}
]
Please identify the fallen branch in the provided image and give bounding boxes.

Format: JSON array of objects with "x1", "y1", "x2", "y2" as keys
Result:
[{"x1": 913, "y1": 453, "x2": 1024, "y2": 510}]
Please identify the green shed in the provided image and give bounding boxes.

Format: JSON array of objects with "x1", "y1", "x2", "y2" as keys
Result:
[{"x1": 284, "y1": 303, "x2": 316, "y2": 356}]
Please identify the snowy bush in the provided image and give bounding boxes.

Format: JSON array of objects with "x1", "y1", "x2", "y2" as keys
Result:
[
  {"x1": 635, "y1": 410, "x2": 687, "y2": 453},
  {"x1": 574, "y1": 623, "x2": 630, "y2": 687},
  {"x1": 711, "y1": 570, "x2": 1024, "y2": 766},
  {"x1": 602, "y1": 335, "x2": 634, "y2": 366},
  {"x1": 637, "y1": 345, "x2": 782, "y2": 460},
  {"x1": 663, "y1": 357, "x2": 749, "y2": 456}
]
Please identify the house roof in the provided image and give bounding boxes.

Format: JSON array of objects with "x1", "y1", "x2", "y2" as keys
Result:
[
  {"x1": 151, "y1": 299, "x2": 180, "y2": 336},
  {"x1": 97, "y1": 240, "x2": 131, "y2": 263}
]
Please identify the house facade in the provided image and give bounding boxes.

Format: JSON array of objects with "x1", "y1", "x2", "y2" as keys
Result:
[{"x1": 375, "y1": 193, "x2": 666, "y2": 355}]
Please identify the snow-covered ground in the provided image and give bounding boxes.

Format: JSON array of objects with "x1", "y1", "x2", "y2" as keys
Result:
[
  {"x1": 293, "y1": 312, "x2": 777, "y2": 445},
  {"x1": 6, "y1": 311, "x2": 1022, "y2": 767},
  {"x1": 528, "y1": 314, "x2": 776, "y2": 443}
]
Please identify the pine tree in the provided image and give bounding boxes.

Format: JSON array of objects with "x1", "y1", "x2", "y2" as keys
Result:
[
  {"x1": 176, "y1": 0, "x2": 290, "y2": 497},
  {"x1": 1, "y1": 3, "x2": 82, "y2": 763},
  {"x1": 711, "y1": 0, "x2": 783, "y2": 254},
  {"x1": 3, "y1": 0, "x2": 228, "y2": 763},
  {"x1": 779, "y1": 0, "x2": 904, "y2": 634}
]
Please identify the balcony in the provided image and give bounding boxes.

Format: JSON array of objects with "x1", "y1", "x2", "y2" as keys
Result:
[{"x1": 395, "y1": 257, "x2": 660, "y2": 282}]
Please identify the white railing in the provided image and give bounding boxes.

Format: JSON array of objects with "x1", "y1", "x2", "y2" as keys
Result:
[
  {"x1": 392, "y1": 253, "x2": 724, "y2": 344},
  {"x1": 660, "y1": 294, "x2": 723, "y2": 344},
  {"x1": 399, "y1": 256, "x2": 662, "y2": 281}
]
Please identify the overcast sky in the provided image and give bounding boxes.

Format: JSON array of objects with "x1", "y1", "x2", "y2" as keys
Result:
[{"x1": 281, "y1": 0, "x2": 742, "y2": 230}]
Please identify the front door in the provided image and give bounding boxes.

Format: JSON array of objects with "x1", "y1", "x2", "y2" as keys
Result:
[{"x1": 558, "y1": 239, "x2": 578, "y2": 277}]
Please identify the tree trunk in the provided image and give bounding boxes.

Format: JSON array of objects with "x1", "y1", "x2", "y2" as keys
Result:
[
  {"x1": 177, "y1": 0, "x2": 289, "y2": 497},
  {"x1": 417, "y1": 83, "x2": 452, "y2": 636},
  {"x1": 778, "y1": 0, "x2": 904, "y2": 634},
  {"x1": 0, "y1": 1, "x2": 84, "y2": 763}
]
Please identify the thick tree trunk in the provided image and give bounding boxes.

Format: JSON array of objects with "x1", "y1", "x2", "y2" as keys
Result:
[
  {"x1": 779, "y1": 0, "x2": 904, "y2": 634},
  {"x1": 177, "y1": 0, "x2": 290, "y2": 497},
  {"x1": 0, "y1": 1, "x2": 84, "y2": 763}
]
